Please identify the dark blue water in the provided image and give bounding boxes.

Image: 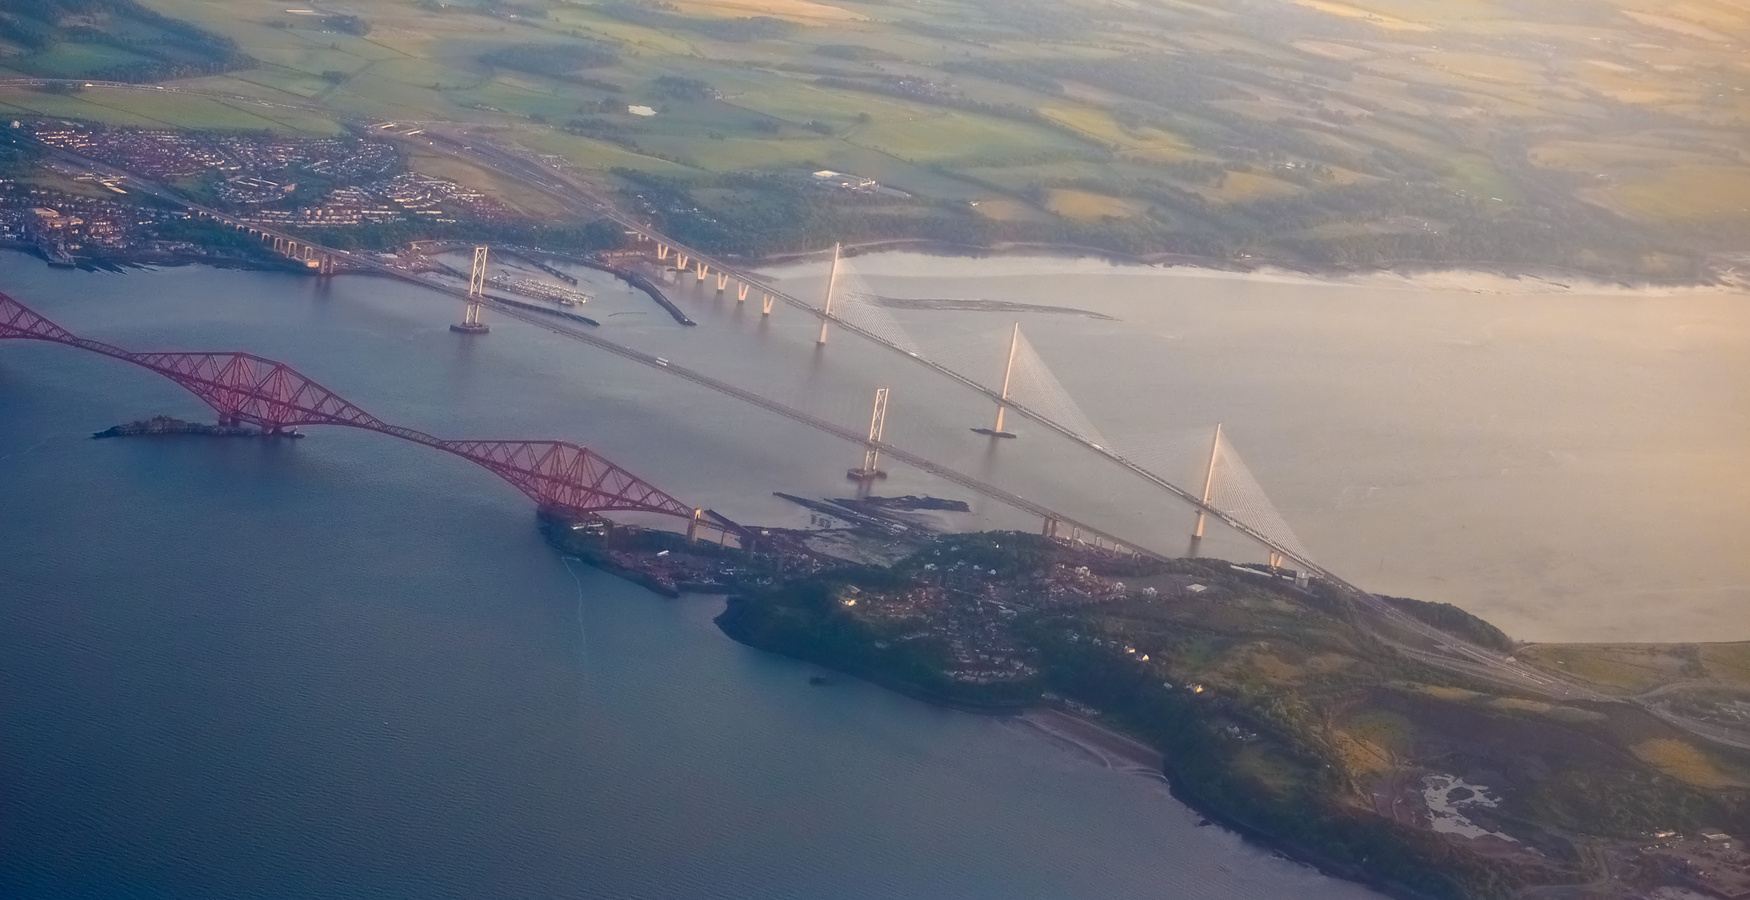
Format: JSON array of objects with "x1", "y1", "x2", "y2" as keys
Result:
[{"x1": 0, "y1": 256, "x2": 1378, "y2": 899}]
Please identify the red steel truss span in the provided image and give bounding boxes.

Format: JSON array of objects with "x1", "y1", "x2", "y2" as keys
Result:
[{"x1": 0, "y1": 290, "x2": 702, "y2": 526}]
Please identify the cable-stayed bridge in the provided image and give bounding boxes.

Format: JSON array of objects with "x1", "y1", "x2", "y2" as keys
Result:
[{"x1": 623, "y1": 236, "x2": 1338, "y2": 588}]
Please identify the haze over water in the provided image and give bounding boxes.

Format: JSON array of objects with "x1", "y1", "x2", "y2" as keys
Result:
[{"x1": 1, "y1": 246, "x2": 1744, "y2": 897}]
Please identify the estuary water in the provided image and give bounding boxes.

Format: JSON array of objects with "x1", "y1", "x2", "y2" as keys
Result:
[
  {"x1": 2, "y1": 246, "x2": 1744, "y2": 898},
  {"x1": 764, "y1": 254, "x2": 1750, "y2": 645},
  {"x1": 0, "y1": 253, "x2": 1380, "y2": 899}
]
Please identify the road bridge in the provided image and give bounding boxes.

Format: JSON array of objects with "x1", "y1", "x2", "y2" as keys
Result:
[{"x1": 468, "y1": 140, "x2": 1354, "y2": 583}]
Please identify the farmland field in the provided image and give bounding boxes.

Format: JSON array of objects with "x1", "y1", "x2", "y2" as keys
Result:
[{"x1": 9, "y1": 0, "x2": 1746, "y2": 275}]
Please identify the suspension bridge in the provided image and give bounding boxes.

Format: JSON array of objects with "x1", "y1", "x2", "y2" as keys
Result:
[{"x1": 380, "y1": 130, "x2": 1330, "y2": 580}]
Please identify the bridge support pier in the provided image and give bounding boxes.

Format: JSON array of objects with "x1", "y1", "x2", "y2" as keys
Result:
[
  {"x1": 716, "y1": 272, "x2": 728, "y2": 292},
  {"x1": 676, "y1": 253, "x2": 689, "y2": 272},
  {"x1": 657, "y1": 243, "x2": 669, "y2": 260},
  {"x1": 737, "y1": 283, "x2": 749, "y2": 303},
  {"x1": 687, "y1": 508, "x2": 703, "y2": 544},
  {"x1": 1042, "y1": 516, "x2": 1060, "y2": 540},
  {"x1": 761, "y1": 293, "x2": 774, "y2": 315},
  {"x1": 696, "y1": 261, "x2": 709, "y2": 281}
]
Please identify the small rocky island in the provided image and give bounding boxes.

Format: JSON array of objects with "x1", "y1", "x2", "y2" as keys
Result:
[
  {"x1": 92, "y1": 416, "x2": 301, "y2": 439},
  {"x1": 545, "y1": 508, "x2": 1750, "y2": 900}
]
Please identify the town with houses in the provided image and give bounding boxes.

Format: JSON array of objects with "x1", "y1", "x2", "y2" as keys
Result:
[{"x1": 2, "y1": 121, "x2": 520, "y2": 264}]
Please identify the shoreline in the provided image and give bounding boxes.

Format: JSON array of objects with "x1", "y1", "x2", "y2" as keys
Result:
[
  {"x1": 753, "y1": 239, "x2": 1748, "y2": 298},
  {"x1": 707, "y1": 594, "x2": 1439, "y2": 900},
  {"x1": 12, "y1": 238, "x2": 1744, "y2": 300}
]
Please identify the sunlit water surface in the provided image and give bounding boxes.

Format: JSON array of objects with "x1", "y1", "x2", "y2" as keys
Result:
[{"x1": 0, "y1": 253, "x2": 1382, "y2": 899}]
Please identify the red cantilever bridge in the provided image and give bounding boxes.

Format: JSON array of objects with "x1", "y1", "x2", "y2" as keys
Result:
[{"x1": 0, "y1": 290, "x2": 717, "y2": 535}]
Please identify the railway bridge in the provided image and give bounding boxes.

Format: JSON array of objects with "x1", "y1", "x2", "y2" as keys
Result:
[{"x1": 0, "y1": 290, "x2": 722, "y2": 540}]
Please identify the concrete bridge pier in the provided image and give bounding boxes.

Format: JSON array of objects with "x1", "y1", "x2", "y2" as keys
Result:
[
  {"x1": 737, "y1": 283, "x2": 750, "y2": 303},
  {"x1": 716, "y1": 272, "x2": 728, "y2": 292},
  {"x1": 695, "y1": 261, "x2": 709, "y2": 281},
  {"x1": 657, "y1": 243, "x2": 670, "y2": 260},
  {"x1": 761, "y1": 293, "x2": 774, "y2": 315},
  {"x1": 676, "y1": 253, "x2": 689, "y2": 272}
]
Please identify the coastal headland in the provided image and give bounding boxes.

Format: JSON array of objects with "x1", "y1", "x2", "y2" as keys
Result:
[{"x1": 544, "y1": 511, "x2": 1750, "y2": 900}]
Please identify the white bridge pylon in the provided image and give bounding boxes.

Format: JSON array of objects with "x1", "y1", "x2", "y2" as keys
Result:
[
  {"x1": 796, "y1": 253, "x2": 1314, "y2": 569},
  {"x1": 927, "y1": 322, "x2": 1314, "y2": 567},
  {"x1": 1097, "y1": 419, "x2": 1317, "y2": 566},
  {"x1": 820, "y1": 252, "x2": 924, "y2": 355}
]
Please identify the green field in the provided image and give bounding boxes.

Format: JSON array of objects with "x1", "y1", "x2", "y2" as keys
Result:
[
  {"x1": 0, "y1": 86, "x2": 341, "y2": 134},
  {"x1": 10, "y1": 0, "x2": 1744, "y2": 274}
]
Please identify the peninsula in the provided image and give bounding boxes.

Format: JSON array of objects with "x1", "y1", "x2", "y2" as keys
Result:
[{"x1": 546, "y1": 515, "x2": 1750, "y2": 900}]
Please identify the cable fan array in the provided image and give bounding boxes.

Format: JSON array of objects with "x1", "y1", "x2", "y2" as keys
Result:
[{"x1": 812, "y1": 256, "x2": 1314, "y2": 566}]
